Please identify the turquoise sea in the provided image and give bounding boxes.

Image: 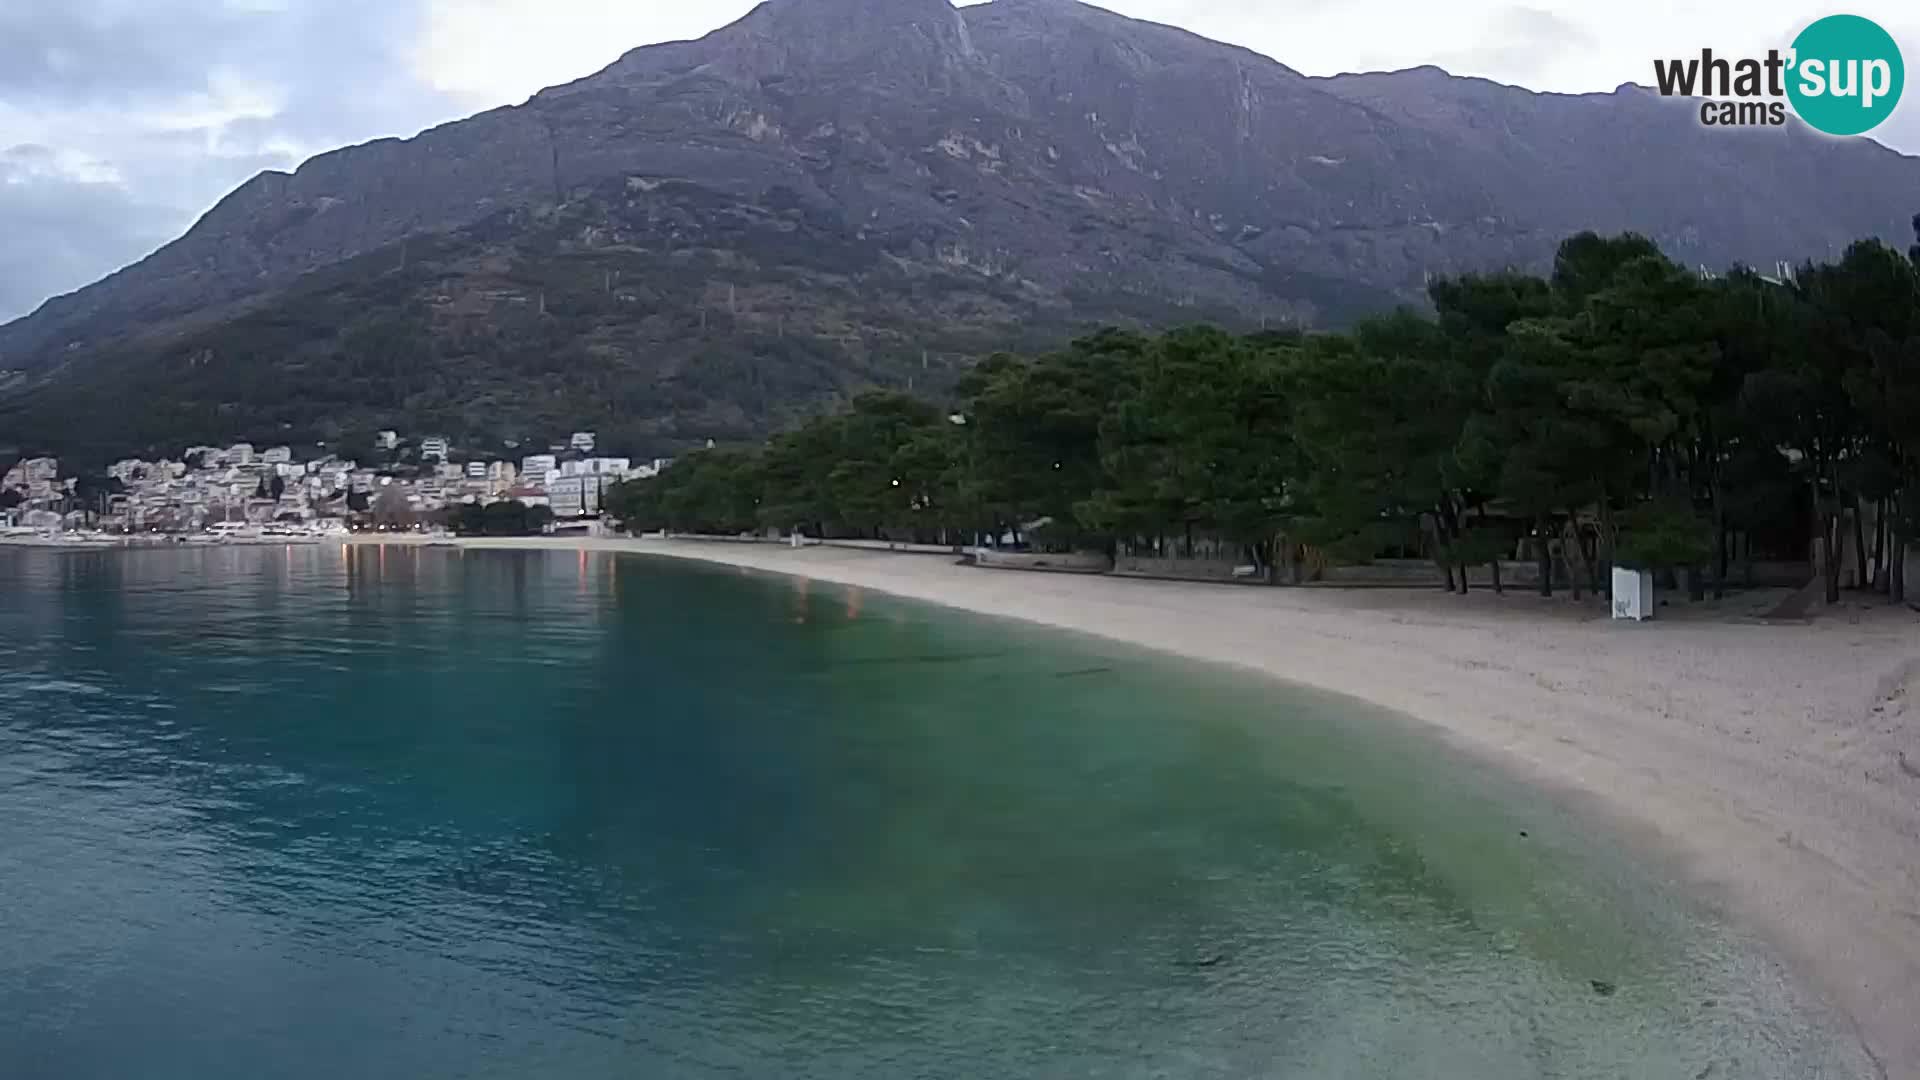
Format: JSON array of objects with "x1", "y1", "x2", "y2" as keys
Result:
[{"x1": 0, "y1": 545, "x2": 1873, "y2": 1078}]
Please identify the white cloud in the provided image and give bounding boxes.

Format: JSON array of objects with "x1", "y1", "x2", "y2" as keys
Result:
[
  {"x1": 411, "y1": 0, "x2": 763, "y2": 106},
  {"x1": 0, "y1": 0, "x2": 462, "y2": 321},
  {"x1": 0, "y1": 144, "x2": 121, "y2": 186}
]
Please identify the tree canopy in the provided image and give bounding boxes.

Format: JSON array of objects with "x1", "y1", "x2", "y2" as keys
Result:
[
  {"x1": 448, "y1": 499, "x2": 556, "y2": 537},
  {"x1": 608, "y1": 227, "x2": 1920, "y2": 604}
]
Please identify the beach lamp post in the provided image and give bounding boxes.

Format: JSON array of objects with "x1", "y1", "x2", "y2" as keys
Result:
[{"x1": 949, "y1": 413, "x2": 981, "y2": 549}]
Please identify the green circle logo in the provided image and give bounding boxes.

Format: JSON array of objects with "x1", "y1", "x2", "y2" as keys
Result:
[{"x1": 1787, "y1": 15, "x2": 1904, "y2": 136}]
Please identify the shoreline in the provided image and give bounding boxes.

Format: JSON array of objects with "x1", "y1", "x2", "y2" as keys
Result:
[
  {"x1": 0, "y1": 537, "x2": 330, "y2": 549},
  {"x1": 391, "y1": 535, "x2": 1918, "y2": 1072}
]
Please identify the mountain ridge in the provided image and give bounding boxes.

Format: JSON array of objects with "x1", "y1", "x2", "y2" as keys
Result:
[{"x1": 4, "y1": 0, "x2": 1919, "y2": 459}]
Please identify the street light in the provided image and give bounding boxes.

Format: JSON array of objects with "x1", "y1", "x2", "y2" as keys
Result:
[{"x1": 949, "y1": 412, "x2": 979, "y2": 551}]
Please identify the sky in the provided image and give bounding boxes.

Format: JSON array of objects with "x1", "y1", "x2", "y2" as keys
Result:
[{"x1": 3, "y1": 0, "x2": 1918, "y2": 325}]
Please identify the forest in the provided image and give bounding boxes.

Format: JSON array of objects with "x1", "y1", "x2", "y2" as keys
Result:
[{"x1": 607, "y1": 227, "x2": 1920, "y2": 605}]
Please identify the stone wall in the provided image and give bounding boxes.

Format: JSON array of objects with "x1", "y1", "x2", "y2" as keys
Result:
[
  {"x1": 974, "y1": 550, "x2": 1112, "y2": 574},
  {"x1": 1317, "y1": 559, "x2": 1544, "y2": 589},
  {"x1": 816, "y1": 538, "x2": 963, "y2": 556},
  {"x1": 1112, "y1": 555, "x2": 1259, "y2": 582}
]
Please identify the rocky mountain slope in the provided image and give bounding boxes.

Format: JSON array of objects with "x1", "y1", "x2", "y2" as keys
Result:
[{"x1": 5, "y1": 0, "x2": 1919, "y2": 460}]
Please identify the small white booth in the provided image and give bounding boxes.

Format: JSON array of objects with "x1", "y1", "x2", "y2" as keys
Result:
[{"x1": 1612, "y1": 566, "x2": 1655, "y2": 621}]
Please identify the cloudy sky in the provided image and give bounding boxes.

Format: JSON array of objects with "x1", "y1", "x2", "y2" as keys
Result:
[{"x1": 3, "y1": 0, "x2": 1918, "y2": 324}]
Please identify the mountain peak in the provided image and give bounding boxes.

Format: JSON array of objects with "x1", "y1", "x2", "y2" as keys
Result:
[
  {"x1": 587, "y1": 0, "x2": 978, "y2": 95},
  {"x1": 766, "y1": 0, "x2": 957, "y2": 16},
  {"x1": 667, "y1": 0, "x2": 981, "y2": 93},
  {"x1": 752, "y1": 0, "x2": 973, "y2": 57}
]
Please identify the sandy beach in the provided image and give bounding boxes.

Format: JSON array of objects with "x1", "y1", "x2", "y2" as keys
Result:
[{"x1": 361, "y1": 534, "x2": 1920, "y2": 1075}]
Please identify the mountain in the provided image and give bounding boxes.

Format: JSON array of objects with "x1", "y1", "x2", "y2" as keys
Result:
[{"x1": 4, "y1": 0, "x2": 1919, "y2": 461}]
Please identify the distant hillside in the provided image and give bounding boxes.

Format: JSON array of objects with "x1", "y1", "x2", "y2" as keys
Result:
[{"x1": 4, "y1": 0, "x2": 1919, "y2": 460}]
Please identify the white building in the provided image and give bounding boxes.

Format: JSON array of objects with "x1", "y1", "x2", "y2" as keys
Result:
[
  {"x1": 420, "y1": 436, "x2": 450, "y2": 461},
  {"x1": 465, "y1": 461, "x2": 489, "y2": 479},
  {"x1": 375, "y1": 431, "x2": 400, "y2": 451},
  {"x1": 3, "y1": 457, "x2": 58, "y2": 490},
  {"x1": 556, "y1": 457, "x2": 633, "y2": 480},
  {"x1": 317, "y1": 468, "x2": 352, "y2": 495},
  {"x1": 548, "y1": 473, "x2": 607, "y2": 519},
  {"x1": 228, "y1": 443, "x2": 256, "y2": 465},
  {"x1": 519, "y1": 454, "x2": 557, "y2": 485},
  {"x1": 569, "y1": 431, "x2": 597, "y2": 453},
  {"x1": 262, "y1": 446, "x2": 293, "y2": 465},
  {"x1": 437, "y1": 462, "x2": 464, "y2": 482}
]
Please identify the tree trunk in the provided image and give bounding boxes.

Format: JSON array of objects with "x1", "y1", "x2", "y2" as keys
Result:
[
  {"x1": 1537, "y1": 518, "x2": 1554, "y2": 598},
  {"x1": 1814, "y1": 467, "x2": 1841, "y2": 605},
  {"x1": 1562, "y1": 516, "x2": 1585, "y2": 602},
  {"x1": 1852, "y1": 496, "x2": 1870, "y2": 592},
  {"x1": 1424, "y1": 513, "x2": 1454, "y2": 593},
  {"x1": 1893, "y1": 535, "x2": 1907, "y2": 604},
  {"x1": 1440, "y1": 500, "x2": 1470, "y2": 595},
  {"x1": 1714, "y1": 510, "x2": 1729, "y2": 601},
  {"x1": 1594, "y1": 503, "x2": 1613, "y2": 600},
  {"x1": 1580, "y1": 511, "x2": 1604, "y2": 601},
  {"x1": 1872, "y1": 499, "x2": 1889, "y2": 595},
  {"x1": 1889, "y1": 499, "x2": 1904, "y2": 599},
  {"x1": 1490, "y1": 557, "x2": 1504, "y2": 596},
  {"x1": 1825, "y1": 511, "x2": 1843, "y2": 605}
]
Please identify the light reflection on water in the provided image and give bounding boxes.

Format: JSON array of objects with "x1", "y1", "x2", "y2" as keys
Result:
[{"x1": 0, "y1": 545, "x2": 1873, "y2": 1079}]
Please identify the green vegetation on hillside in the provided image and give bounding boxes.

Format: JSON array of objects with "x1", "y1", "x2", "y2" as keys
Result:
[{"x1": 0, "y1": 179, "x2": 1193, "y2": 466}]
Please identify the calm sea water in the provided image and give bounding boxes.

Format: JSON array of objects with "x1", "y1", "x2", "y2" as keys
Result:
[{"x1": 0, "y1": 545, "x2": 1872, "y2": 1079}]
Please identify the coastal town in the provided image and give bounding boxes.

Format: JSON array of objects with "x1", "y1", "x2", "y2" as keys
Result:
[{"x1": 0, "y1": 430, "x2": 672, "y2": 541}]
